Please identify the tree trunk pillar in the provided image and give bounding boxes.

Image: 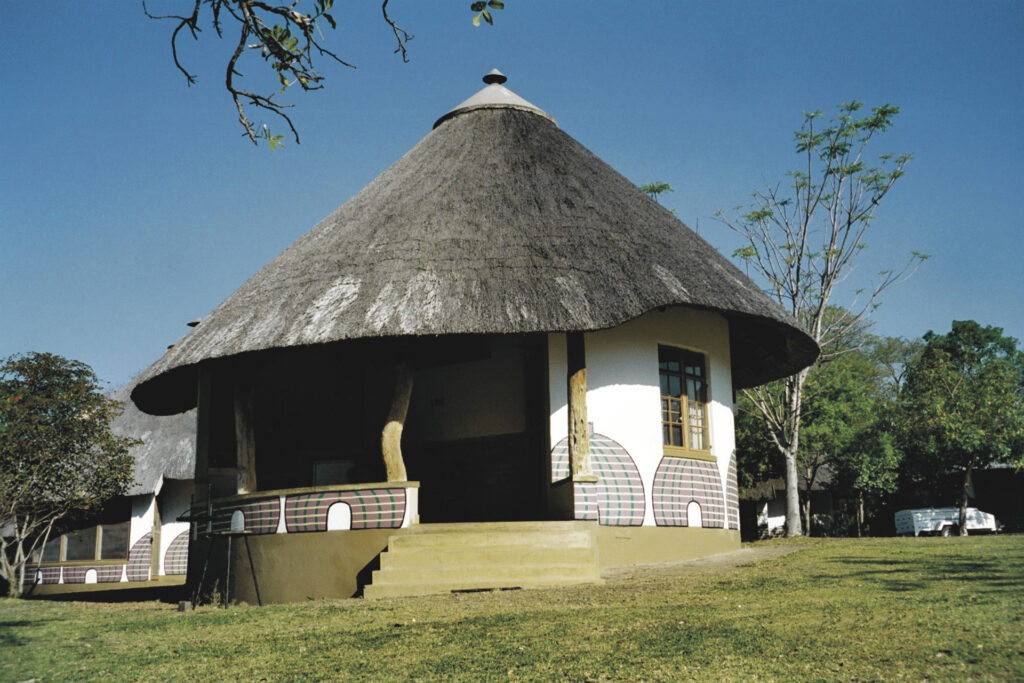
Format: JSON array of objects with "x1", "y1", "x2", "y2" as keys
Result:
[
  {"x1": 567, "y1": 333, "x2": 595, "y2": 481},
  {"x1": 234, "y1": 381, "x2": 257, "y2": 494},
  {"x1": 784, "y1": 370, "x2": 808, "y2": 537},
  {"x1": 381, "y1": 361, "x2": 413, "y2": 482},
  {"x1": 959, "y1": 463, "x2": 973, "y2": 537},
  {"x1": 857, "y1": 495, "x2": 865, "y2": 537}
]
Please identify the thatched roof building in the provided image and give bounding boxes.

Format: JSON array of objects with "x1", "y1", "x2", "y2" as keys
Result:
[
  {"x1": 125, "y1": 70, "x2": 824, "y2": 603},
  {"x1": 132, "y1": 72, "x2": 816, "y2": 416}
]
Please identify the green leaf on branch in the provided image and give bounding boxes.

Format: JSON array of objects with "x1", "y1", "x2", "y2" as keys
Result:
[
  {"x1": 471, "y1": 0, "x2": 503, "y2": 26},
  {"x1": 733, "y1": 246, "x2": 758, "y2": 261},
  {"x1": 260, "y1": 124, "x2": 286, "y2": 150}
]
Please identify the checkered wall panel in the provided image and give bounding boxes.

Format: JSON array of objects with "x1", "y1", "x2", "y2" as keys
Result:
[
  {"x1": 126, "y1": 532, "x2": 153, "y2": 582},
  {"x1": 652, "y1": 457, "x2": 726, "y2": 528},
  {"x1": 551, "y1": 433, "x2": 645, "y2": 526},
  {"x1": 62, "y1": 564, "x2": 124, "y2": 584},
  {"x1": 285, "y1": 488, "x2": 407, "y2": 532},
  {"x1": 573, "y1": 482, "x2": 598, "y2": 521},
  {"x1": 164, "y1": 530, "x2": 189, "y2": 575},
  {"x1": 61, "y1": 566, "x2": 87, "y2": 584},
  {"x1": 726, "y1": 454, "x2": 740, "y2": 531},
  {"x1": 28, "y1": 567, "x2": 62, "y2": 585},
  {"x1": 210, "y1": 497, "x2": 281, "y2": 535}
]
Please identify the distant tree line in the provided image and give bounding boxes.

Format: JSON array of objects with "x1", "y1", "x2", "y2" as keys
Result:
[{"x1": 736, "y1": 318, "x2": 1024, "y2": 537}]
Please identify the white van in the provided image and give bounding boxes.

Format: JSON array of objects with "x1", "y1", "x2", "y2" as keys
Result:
[{"x1": 895, "y1": 507, "x2": 1001, "y2": 537}]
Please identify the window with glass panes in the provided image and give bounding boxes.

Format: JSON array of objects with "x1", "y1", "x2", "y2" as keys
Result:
[{"x1": 659, "y1": 346, "x2": 709, "y2": 451}]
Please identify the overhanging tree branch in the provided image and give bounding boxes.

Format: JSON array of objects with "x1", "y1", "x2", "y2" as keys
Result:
[{"x1": 146, "y1": 1, "x2": 505, "y2": 147}]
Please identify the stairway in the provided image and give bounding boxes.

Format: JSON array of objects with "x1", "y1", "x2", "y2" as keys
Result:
[{"x1": 363, "y1": 521, "x2": 602, "y2": 599}]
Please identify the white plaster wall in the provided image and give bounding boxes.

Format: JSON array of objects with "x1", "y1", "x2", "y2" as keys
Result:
[
  {"x1": 157, "y1": 480, "x2": 193, "y2": 575},
  {"x1": 129, "y1": 494, "x2": 156, "y2": 547},
  {"x1": 548, "y1": 308, "x2": 735, "y2": 527},
  {"x1": 760, "y1": 500, "x2": 786, "y2": 533}
]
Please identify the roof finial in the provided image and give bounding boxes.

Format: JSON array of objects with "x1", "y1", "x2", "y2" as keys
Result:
[
  {"x1": 433, "y1": 69, "x2": 554, "y2": 128},
  {"x1": 482, "y1": 69, "x2": 507, "y2": 85}
]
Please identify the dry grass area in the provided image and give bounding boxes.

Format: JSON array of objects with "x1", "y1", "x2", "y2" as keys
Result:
[{"x1": 2, "y1": 535, "x2": 1022, "y2": 681}]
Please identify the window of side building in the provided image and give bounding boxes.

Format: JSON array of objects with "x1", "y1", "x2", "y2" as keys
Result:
[{"x1": 658, "y1": 345, "x2": 711, "y2": 457}]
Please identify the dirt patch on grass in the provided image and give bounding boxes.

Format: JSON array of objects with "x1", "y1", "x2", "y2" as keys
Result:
[{"x1": 601, "y1": 542, "x2": 805, "y2": 583}]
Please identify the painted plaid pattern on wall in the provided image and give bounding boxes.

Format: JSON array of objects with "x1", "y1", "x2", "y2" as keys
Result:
[
  {"x1": 726, "y1": 454, "x2": 740, "y2": 531},
  {"x1": 210, "y1": 497, "x2": 281, "y2": 535},
  {"x1": 125, "y1": 532, "x2": 153, "y2": 582},
  {"x1": 653, "y1": 458, "x2": 726, "y2": 528},
  {"x1": 574, "y1": 482, "x2": 598, "y2": 521},
  {"x1": 62, "y1": 564, "x2": 124, "y2": 584},
  {"x1": 164, "y1": 530, "x2": 190, "y2": 575},
  {"x1": 551, "y1": 434, "x2": 646, "y2": 526},
  {"x1": 27, "y1": 567, "x2": 62, "y2": 585},
  {"x1": 285, "y1": 488, "x2": 406, "y2": 532}
]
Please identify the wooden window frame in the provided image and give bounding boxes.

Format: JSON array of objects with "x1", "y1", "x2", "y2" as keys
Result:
[
  {"x1": 659, "y1": 345, "x2": 712, "y2": 459},
  {"x1": 33, "y1": 522, "x2": 131, "y2": 566}
]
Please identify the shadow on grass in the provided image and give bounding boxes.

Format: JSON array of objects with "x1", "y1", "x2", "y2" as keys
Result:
[
  {"x1": 28, "y1": 584, "x2": 188, "y2": 604},
  {"x1": 0, "y1": 619, "x2": 55, "y2": 647},
  {"x1": 823, "y1": 549, "x2": 1021, "y2": 594}
]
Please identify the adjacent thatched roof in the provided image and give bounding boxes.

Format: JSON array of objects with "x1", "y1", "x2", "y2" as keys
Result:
[
  {"x1": 110, "y1": 383, "x2": 195, "y2": 495},
  {"x1": 740, "y1": 466, "x2": 835, "y2": 502},
  {"x1": 133, "y1": 75, "x2": 817, "y2": 415}
]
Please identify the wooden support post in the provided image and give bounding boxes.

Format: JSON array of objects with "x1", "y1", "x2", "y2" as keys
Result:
[
  {"x1": 566, "y1": 332, "x2": 595, "y2": 481},
  {"x1": 151, "y1": 501, "x2": 162, "y2": 578},
  {"x1": 381, "y1": 361, "x2": 413, "y2": 482},
  {"x1": 234, "y1": 381, "x2": 257, "y2": 494},
  {"x1": 195, "y1": 367, "x2": 213, "y2": 492}
]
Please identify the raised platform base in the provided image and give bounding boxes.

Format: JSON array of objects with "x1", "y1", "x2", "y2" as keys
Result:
[
  {"x1": 364, "y1": 521, "x2": 602, "y2": 599},
  {"x1": 219, "y1": 523, "x2": 740, "y2": 604}
]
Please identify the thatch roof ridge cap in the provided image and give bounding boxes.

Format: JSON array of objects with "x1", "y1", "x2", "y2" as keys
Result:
[
  {"x1": 434, "y1": 103, "x2": 556, "y2": 129},
  {"x1": 433, "y1": 72, "x2": 552, "y2": 129}
]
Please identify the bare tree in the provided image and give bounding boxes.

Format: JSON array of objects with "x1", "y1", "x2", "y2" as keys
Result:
[{"x1": 717, "y1": 102, "x2": 926, "y2": 536}]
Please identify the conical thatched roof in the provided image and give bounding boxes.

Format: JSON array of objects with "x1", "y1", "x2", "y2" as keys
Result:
[
  {"x1": 133, "y1": 74, "x2": 817, "y2": 415},
  {"x1": 110, "y1": 383, "x2": 195, "y2": 495}
]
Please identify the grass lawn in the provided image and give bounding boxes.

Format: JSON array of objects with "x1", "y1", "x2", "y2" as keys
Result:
[{"x1": 2, "y1": 535, "x2": 1022, "y2": 681}]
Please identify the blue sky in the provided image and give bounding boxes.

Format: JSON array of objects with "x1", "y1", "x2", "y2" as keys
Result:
[{"x1": 2, "y1": 1, "x2": 1022, "y2": 389}]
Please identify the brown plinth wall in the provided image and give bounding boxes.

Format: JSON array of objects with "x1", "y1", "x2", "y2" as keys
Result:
[
  {"x1": 226, "y1": 529, "x2": 408, "y2": 604},
  {"x1": 215, "y1": 524, "x2": 739, "y2": 604}
]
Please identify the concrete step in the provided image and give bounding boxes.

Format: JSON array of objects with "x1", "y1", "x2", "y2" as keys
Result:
[
  {"x1": 364, "y1": 521, "x2": 602, "y2": 600},
  {"x1": 379, "y1": 545, "x2": 597, "y2": 570},
  {"x1": 373, "y1": 563, "x2": 600, "y2": 585},
  {"x1": 406, "y1": 521, "x2": 590, "y2": 534},
  {"x1": 388, "y1": 530, "x2": 595, "y2": 551},
  {"x1": 363, "y1": 575, "x2": 600, "y2": 600}
]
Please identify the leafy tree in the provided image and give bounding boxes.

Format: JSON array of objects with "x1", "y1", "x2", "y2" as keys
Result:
[
  {"x1": 829, "y1": 336, "x2": 920, "y2": 535},
  {"x1": 734, "y1": 392, "x2": 782, "y2": 491},
  {"x1": 640, "y1": 181, "x2": 674, "y2": 204},
  {"x1": 798, "y1": 348, "x2": 885, "y2": 534},
  {"x1": 717, "y1": 101, "x2": 926, "y2": 536},
  {"x1": 900, "y1": 321, "x2": 1024, "y2": 535},
  {"x1": 738, "y1": 332, "x2": 906, "y2": 536},
  {"x1": 146, "y1": 1, "x2": 504, "y2": 147},
  {"x1": 0, "y1": 353, "x2": 136, "y2": 597}
]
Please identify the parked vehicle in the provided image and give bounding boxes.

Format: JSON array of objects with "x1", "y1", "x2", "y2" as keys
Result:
[{"x1": 895, "y1": 507, "x2": 1002, "y2": 537}]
